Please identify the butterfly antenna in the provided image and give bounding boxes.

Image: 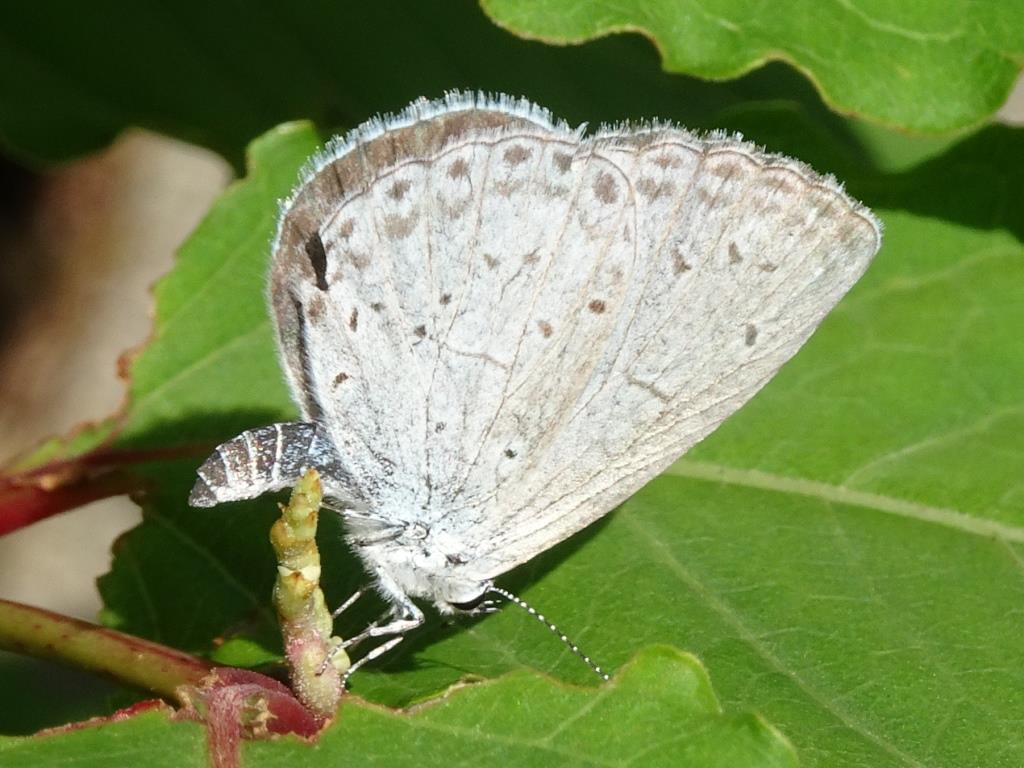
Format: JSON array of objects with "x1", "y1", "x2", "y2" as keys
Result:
[{"x1": 488, "y1": 586, "x2": 610, "y2": 681}]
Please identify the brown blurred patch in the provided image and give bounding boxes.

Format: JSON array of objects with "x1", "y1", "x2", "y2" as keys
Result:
[{"x1": 0, "y1": 130, "x2": 231, "y2": 618}]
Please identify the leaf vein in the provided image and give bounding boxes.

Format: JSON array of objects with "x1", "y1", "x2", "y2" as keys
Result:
[
  {"x1": 665, "y1": 459, "x2": 1024, "y2": 542},
  {"x1": 620, "y1": 513, "x2": 928, "y2": 768}
]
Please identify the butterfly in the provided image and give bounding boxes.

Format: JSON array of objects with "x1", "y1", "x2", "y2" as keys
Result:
[{"x1": 190, "y1": 92, "x2": 881, "y2": 659}]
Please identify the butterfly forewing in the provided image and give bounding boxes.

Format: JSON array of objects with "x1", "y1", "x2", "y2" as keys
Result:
[{"x1": 475, "y1": 136, "x2": 879, "y2": 577}]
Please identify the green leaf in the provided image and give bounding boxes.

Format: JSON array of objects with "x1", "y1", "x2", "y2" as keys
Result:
[
  {"x1": 0, "y1": 652, "x2": 136, "y2": 736},
  {"x1": 0, "y1": 649, "x2": 797, "y2": 767},
  {"x1": 0, "y1": 1, "x2": 997, "y2": 168},
  {"x1": 89, "y1": 105, "x2": 1024, "y2": 768},
  {"x1": 0, "y1": 709, "x2": 205, "y2": 768},
  {"x1": 482, "y1": 0, "x2": 1024, "y2": 133}
]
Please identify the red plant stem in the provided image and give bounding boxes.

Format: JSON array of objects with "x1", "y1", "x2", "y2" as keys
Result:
[
  {"x1": 0, "y1": 474, "x2": 144, "y2": 535},
  {"x1": 7, "y1": 442, "x2": 210, "y2": 478},
  {"x1": 0, "y1": 441, "x2": 215, "y2": 536},
  {"x1": 0, "y1": 598, "x2": 214, "y2": 701}
]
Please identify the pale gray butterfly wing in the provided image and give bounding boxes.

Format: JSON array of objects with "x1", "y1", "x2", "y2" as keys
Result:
[
  {"x1": 264, "y1": 94, "x2": 880, "y2": 603},
  {"x1": 471, "y1": 130, "x2": 880, "y2": 579}
]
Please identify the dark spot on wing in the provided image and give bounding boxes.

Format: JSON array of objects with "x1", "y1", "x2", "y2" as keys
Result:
[
  {"x1": 758, "y1": 262, "x2": 778, "y2": 273},
  {"x1": 347, "y1": 250, "x2": 370, "y2": 270},
  {"x1": 588, "y1": 299, "x2": 606, "y2": 314},
  {"x1": 306, "y1": 293, "x2": 325, "y2": 322},
  {"x1": 383, "y1": 212, "x2": 417, "y2": 239},
  {"x1": 593, "y1": 172, "x2": 618, "y2": 204},
  {"x1": 635, "y1": 177, "x2": 675, "y2": 200},
  {"x1": 707, "y1": 159, "x2": 741, "y2": 180},
  {"x1": 553, "y1": 151, "x2": 573, "y2": 173},
  {"x1": 448, "y1": 158, "x2": 469, "y2": 179},
  {"x1": 729, "y1": 242, "x2": 743, "y2": 264},
  {"x1": 334, "y1": 371, "x2": 349, "y2": 386},
  {"x1": 304, "y1": 233, "x2": 329, "y2": 291},
  {"x1": 440, "y1": 293, "x2": 452, "y2": 306},
  {"x1": 523, "y1": 249, "x2": 540, "y2": 265},
  {"x1": 434, "y1": 422, "x2": 446, "y2": 433},
  {"x1": 537, "y1": 320, "x2": 553, "y2": 338},
  {"x1": 414, "y1": 324, "x2": 427, "y2": 338},
  {"x1": 483, "y1": 253, "x2": 499, "y2": 270},
  {"x1": 654, "y1": 153, "x2": 680, "y2": 169},
  {"x1": 673, "y1": 248, "x2": 691, "y2": 275},
  {"x1": 504, "y1": 448, "x2": 517, "y2": 458},
  {"x1": 349, "y1": 307, "x2": 359, "y2": 332},
  {"x1": 745, "y1": 323, "x2": 758, "y2": 346},
  {"x1": 370, "y1": 302, "x2": 384, "y2": 312},
  {"x1": 388, "y1": 179, "x2": 411, "y2": 201},
  {"x1": 503, "y1": 145, "x2": 532, "y2": 166},
  {"x1": 338, "y1": 219, "x2": 354, "y2": 239}
]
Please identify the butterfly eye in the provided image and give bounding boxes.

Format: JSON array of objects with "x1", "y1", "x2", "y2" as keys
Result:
[{"x1": 449, "y1": 593, "x2": 489, "y2": 612}]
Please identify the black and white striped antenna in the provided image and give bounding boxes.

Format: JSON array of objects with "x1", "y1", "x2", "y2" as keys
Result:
[{"x1": 488, "y1": 586, "x2": 610, "y2": 681}]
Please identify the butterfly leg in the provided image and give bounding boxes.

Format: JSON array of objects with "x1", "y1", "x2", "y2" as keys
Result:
[
  {"x1": 331, "y1": 588, "x2": 365, "y2": 619},
  {"x1": 337, "y1": 565, "x2": 426, "y2": 650},
  {"x1": 189, "y1": 421, "x2": 359, "y2": 508},
  {"x1": 317, "y1": 607, "x2": 386, "y2": 675},
  {"x1": 341, "y1": 601, "x2": 424, "y2": 649},
  {"x1": 340, "y1": 637, "x2": 404, "y2": 688},
  {"x1": 463, "y1": 598, "x2": 502, "y2": 617}
]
